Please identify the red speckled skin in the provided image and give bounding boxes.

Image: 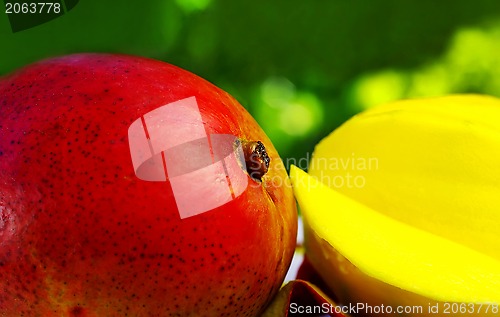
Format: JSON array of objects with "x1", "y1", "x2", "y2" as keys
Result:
[{"x1": 0, "y1": 54, "x2": 297, "y2": 317}]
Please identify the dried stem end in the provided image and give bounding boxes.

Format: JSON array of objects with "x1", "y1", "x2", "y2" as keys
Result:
[{"x1": 239, "y1": 140, "x2": 270, "y2": 181}]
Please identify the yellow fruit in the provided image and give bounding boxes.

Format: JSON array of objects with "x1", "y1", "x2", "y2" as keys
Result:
[
  {"x1": 292, "y1": 95, "x2": 500, "y2": 316},
  {"x1": 310, "y1": 95, "x2": 500, "y2": 261}
]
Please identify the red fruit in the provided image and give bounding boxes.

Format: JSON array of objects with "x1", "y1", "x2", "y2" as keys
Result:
[{"x1": 0, "y1": 54, "x2": 297, "y2": 317}]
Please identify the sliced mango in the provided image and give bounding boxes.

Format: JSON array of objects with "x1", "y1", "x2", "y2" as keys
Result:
[
  {"x1": 291, "y1": 95, "x2": 500, "y2": 315},
  {"x1": 309, "y1": 95, "x2": 500, "y2": 261},
  {"x1": 290, "y1": 166, "x2": 500, "y2": 304}
]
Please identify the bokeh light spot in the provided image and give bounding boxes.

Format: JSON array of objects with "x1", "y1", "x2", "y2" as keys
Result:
[
  {"x1": 408, "y1": 64, "x2": 451, "y2": 97},
  {"x1": 176, "y1": 0, "x2": 212, "y2": 13},
  {"x1": 260, "y1": 77, "x2": 296, "y2": 108},
  {"x1": 351, "y1": 70, "x2": 408, "y2": 110},
  {"x1": 255, "y1": 78, "x2": 324, "y2": 153},
  {"x1": 280, "y1": 103, "x2": 313, "y2": 136},
  {"x1": 279, "y1": 92, "x2": 323, "y2": 137}
]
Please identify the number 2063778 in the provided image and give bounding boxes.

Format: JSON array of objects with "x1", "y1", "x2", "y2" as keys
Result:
[{"x1": 5, "y1": 2, "x2": 61, "y2": 14}]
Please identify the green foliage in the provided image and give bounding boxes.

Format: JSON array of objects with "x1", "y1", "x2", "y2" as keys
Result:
[{"x1": 1, "y1": 0, "x2": 499, "y2": 164}]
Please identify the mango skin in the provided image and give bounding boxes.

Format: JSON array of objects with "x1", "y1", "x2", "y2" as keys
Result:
[{"x1": 0, "y1": 54, "x2": 297, "y2": 317}]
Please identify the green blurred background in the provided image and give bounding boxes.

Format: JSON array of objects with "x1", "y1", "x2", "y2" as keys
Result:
[{"x1": 1, "y1": 0, "x2": 500, "y2": 166}]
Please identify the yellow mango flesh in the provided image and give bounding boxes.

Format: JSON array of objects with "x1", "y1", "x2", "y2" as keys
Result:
[
  {"x1": 291, "y1": 166, "x2": 500, "y2": 304},
  {"x1": 290, "y1": 95, "x2": 500, "y2": 312},
  {"x1": 310, "y1": 95, "x2": 500, "y2": 261}
]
